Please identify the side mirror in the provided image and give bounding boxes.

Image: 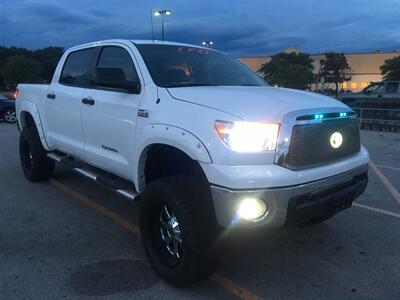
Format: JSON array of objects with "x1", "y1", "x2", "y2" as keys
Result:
[{"x1": 91, "y1": 67, "x2": 141, "y2": 94}]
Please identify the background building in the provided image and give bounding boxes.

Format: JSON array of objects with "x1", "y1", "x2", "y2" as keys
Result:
[{"x1": 240, "y1": 48, "x2": 400, "y2": 92}]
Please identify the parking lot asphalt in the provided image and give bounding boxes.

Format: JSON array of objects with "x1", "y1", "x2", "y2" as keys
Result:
[{"x1": 1, "y1": 123, "x2": 399, "y2": 300}]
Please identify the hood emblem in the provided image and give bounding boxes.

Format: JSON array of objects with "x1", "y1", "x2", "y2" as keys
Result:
[{"x1": 330, "y1": 132, "x2": 343, "y2": 149}]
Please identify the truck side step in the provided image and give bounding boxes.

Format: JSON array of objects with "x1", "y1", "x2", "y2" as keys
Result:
[{"x1": 47, "y1": 152, "x2": 139, "y2": 202}]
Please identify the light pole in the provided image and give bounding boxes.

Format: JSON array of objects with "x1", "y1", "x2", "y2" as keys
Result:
[
  {"x1": 202, "y1": 41, "x2": 214, "y2": 48},
  {"x1": 153, "y1": 9, "x2": 172, "y2": 41}
]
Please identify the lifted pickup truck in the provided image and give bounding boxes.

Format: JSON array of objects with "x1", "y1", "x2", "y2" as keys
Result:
[{"x1": 16, "y1": 39, "x2": 369, "y2": 286}]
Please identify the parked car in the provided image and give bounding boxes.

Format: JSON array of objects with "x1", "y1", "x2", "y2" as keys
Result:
[
  {"x1": 341, "y1": 81, "x2": 400, "y2": 108},
  {"x1": 340, "y1": 81, "x2": 400, "y2": 132},
  {"x1": 15, "y1": 40, "x2": 369, "y2": 286},
  {"x1": 0, "y1": 95, "x2": 17, "y2": 123}
]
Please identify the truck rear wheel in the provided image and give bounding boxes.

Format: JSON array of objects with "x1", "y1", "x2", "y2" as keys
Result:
[
  {"x1": 19, "y1": 127, "x2": 55, "y2": 182},
  {"x1": 140, "y1": 175, "x2": 223, "y2": 287}
]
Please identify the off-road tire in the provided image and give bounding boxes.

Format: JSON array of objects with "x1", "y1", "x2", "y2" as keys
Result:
[
  {"x1": 140, "y1": 175, "x2": 223, "y2": 287},
  {"x1": 19, "y1": 127, "x2": 55, "y2": 182}
]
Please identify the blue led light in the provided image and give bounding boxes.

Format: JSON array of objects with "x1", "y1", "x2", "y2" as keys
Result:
[
  {"x1": 314, "y1": 114, "x2": 324, "y2": 120},
  {"x1": 339, "y1": 112, "x2": 347, "y2": 118}
]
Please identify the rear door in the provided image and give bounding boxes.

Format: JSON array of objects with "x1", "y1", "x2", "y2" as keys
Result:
[
  {"x1": 45, "y1": 47, "x2": 97, "y2": 156},
  {"x1": 81, "y1": 45, "x2": 143, "y2": 180}
]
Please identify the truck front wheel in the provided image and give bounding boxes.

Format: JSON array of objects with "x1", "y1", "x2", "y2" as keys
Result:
[
  {"x1": 19, "y1": 127, "x2": 55, "y2": 182},
  {"x1": 140, "y1": 175, "x2": 223, "y2": 286}
]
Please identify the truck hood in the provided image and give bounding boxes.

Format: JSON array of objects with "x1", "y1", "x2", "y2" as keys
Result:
[{"x1": 167, "y1": 86, "x2": 348, "y2": 121}]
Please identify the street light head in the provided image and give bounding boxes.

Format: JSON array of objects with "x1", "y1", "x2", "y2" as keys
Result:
[
  {"x1": 154, "y1": 9, "x2": 172, "y2": 16},
  {"x1": 202, "y1": 41, "x2": 214, "y2": 47}
]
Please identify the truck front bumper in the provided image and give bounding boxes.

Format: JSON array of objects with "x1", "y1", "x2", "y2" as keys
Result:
[{"x1": 209, "y1": 164, "x2": 368, "y2": 228}]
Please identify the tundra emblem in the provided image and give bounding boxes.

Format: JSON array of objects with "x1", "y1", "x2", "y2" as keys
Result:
[{"x1": 330, "y1": 132, "x2": 343, "y2": 149}]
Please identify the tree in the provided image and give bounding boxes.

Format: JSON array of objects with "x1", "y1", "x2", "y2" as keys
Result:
[
  {"x1": 380, "y1": 56, "x2": 400, "y2": 81},
  {"x1": 320, "y1": 52, "x2": 351, "y2": 96},
  {"x1": 0, "y1": 46, "x2": 33, "y2": 88},
  {"x1": 0, "y1": 45, "x2": 64, "y2": 88},
  {"x1": 32, "y1": 47, "x2": 64, "y2": 82},
  {"x1": 258, "y1": 52, "x2": 314, "y2": 90},
  {"x1": 1, "y1": 56, "x2": 41, "y2": 89}
]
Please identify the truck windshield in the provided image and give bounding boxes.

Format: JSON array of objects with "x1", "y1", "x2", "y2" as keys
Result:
[
  {"x1": 136, "y1": 44, "x2": 267, "y2": 88},
  {"x1": 363, "y1": 83, "x2": 384, "y2": 94}
]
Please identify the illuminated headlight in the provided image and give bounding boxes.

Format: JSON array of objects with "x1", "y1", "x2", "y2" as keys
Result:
[
  {"x1": 214, "y1": 121, "x2": 279, "y2": 152},
  {"x1": 238, "y1": 198, "x2": 268, "y2": 220}
]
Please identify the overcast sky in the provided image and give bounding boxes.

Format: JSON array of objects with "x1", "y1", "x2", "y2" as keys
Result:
[{"x1": 1, "y1": 0, "x2": 399, "y2": 56}]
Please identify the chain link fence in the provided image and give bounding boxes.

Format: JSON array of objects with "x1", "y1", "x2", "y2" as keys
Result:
[{"x1": 353, "y1": 108, "x2": 400, "y2": 132}]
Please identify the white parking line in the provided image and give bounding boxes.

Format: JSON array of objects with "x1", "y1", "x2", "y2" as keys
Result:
[
  {"x1": 353, "y1": 203, "x2": 400, "y2": 219},
  {"x1": 370, "y1": 160, "x2": 400, "y2": 205},
  {"x1": 50, "y1": 179, "x2": 264, "y2": 300},
  {"x1": 376, "y1": 164, "x2": 400, "y2": 172}
]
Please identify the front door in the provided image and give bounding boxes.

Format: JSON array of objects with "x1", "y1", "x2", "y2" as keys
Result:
[{"x1": 81, "y1": 45, "x2": 143, "y2": 180}]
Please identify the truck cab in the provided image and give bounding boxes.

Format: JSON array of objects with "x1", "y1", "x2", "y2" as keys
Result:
[{"x1": 15, "y1": 39, "x2": 369, "y2": 286}]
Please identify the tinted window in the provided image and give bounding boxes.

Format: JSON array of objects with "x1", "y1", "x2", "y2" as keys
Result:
[
  {"x1": 364, "y1": 83, "x2": 384, "y2": 94},
  {"x1": 96, "y1": 47, "x2": 139, "y2": 83},
  {"x1": 385, "y1": 82, "x2": 399, "y2": 94},
  {"x1": 136, "y1": 44, "x2": 266, "y2": 88},
  {"x1": 60, "y1": 48, "x2": 95, "y2": 87}
]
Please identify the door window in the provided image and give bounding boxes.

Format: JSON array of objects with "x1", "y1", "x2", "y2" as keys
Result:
[
  {"x1": 95, "y1": 46, "x2": 139, "y2": 87},
  {"x1": 60, "y1": 48, "x2": 96, "y2": 87},
  {"x1": 385, "y1": 82, "x2": 399, "y2": 94}
]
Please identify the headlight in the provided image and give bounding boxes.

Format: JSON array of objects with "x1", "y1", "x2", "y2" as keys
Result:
[{"x1": 214, "y1": 120, "x2": 279, "y2": 152}]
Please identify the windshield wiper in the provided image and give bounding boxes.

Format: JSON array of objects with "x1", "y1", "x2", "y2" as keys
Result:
[
  {"x1": 239, "y1": 84, "x2": 262, "y2": 86},
  {"x1": 164, "y1": 83, "x2": 263, "y2": 88},
  {"x1": 164, "y1": 83, "x2": 220, "y2": 88}
]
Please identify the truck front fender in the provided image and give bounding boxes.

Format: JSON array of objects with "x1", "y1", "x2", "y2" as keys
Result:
[
  {"x1": 18, "y1": 101, "x2": 51, "y2": 151},
  {"x1": 135, "y1": 124, "x2": 212, "y2": 192}
]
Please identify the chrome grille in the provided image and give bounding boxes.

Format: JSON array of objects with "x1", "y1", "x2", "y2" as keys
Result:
[{"x1": 281, "y1": 118, "x2": 360, "y2": 170}]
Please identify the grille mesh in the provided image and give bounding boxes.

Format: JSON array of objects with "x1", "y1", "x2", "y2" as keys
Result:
[{"x1": 285, "y1": 119, "x2": 360, "y2": 170}]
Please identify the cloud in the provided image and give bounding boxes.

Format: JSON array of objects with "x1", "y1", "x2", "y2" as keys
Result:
[
  {"x1": 27, "y1": 3, "x2": 92, "y2": 25},
  {"x1": 1, "y1": 0, "x2": 399, "y2": 55}
]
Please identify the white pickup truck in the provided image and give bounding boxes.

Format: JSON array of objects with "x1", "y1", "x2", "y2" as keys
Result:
[{"x1": 16, "y1": 39, "x2": 369, "y2": 286}]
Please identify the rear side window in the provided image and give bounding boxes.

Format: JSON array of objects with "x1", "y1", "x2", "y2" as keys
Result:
[
  {"x1": 385, "y1": 82, "x2": 399, "y2": 94},
  {"x1": 60, "y1": 48, "x2": 96, "y2": 87},
  {"x1": 96, "y1": 46, "x2": 139, "y2": 83}
]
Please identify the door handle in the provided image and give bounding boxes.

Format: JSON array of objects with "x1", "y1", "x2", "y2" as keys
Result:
[
  {"x1": 377, "y1": 94, "x2": 383, "y2": 98},
  {"x1": 82, "y1": 98, "x2": 95, "y2": 105},
  {"x1": 46, "y1": 93, "x2": 56, "y2": 99}
]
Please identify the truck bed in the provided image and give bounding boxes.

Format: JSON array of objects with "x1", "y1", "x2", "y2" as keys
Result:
[{"x1": 16, "y1": 84, "x2": 49, "y2": 120}]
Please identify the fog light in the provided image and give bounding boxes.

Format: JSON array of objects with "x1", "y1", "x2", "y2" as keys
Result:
[{"x1": 238, "y1": 198, "x2": 267, "y2": 220}]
